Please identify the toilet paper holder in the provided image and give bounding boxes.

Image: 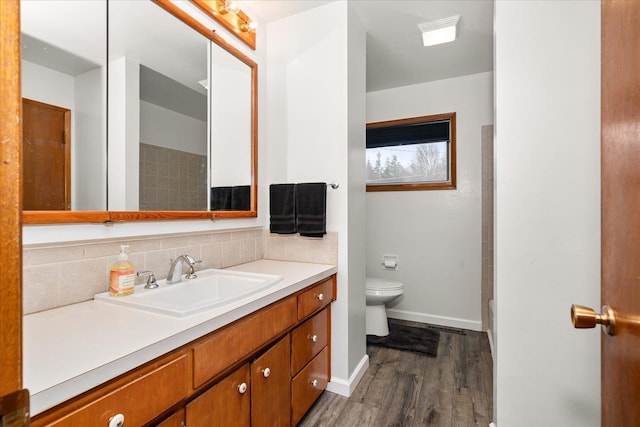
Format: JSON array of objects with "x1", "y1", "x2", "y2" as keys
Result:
[{"x1": 381, "y1": 254, "x2": 398, "y2": 270}]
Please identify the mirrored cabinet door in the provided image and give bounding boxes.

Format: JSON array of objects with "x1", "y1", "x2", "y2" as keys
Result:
[
  {"x1": 21, "y1": 0, "x2": 258, "y2": 223},
  {"x1": 21, "y1": 0, "x2": 107, "y2": 211},
  {"x1": 108, "y1": 0, "x2": 209, "y2": 211}
]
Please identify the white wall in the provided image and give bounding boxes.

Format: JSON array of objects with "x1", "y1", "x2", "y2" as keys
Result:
[
  {"x1": 210, "y1": 43, "x2": 252, "y2": 186},
  {"x1": 266, "y1": 1, "x2": 368, "y2": 394},
  {"x1": 346, "y1": 2, "x2": 368, "y2": 385},
  {"x1": 108, "y1": 57, "x2": 140, "y2": 211},
  {"x1": 140, "y1": 101, "x2": 207, "y2": 156},
  {"x1": 366, "y1": 72, "x2": 493, "y2": 331},
  {"x1": 22, "y1": 60, "x2": 74, "y2": 108},
  {"x1": 74, "y1": 66, "x2": 106, "y2": 210},
  {"x1": 22, "y1": 60, "x2": 106, "y2": 211},
  {"x1": 494, "y1": 1, "x2": 600, "y2": 425}
]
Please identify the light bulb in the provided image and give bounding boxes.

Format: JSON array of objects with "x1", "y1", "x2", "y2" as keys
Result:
[{"x1": 225, "y1": 0, "x2": 239, "y2": 14}]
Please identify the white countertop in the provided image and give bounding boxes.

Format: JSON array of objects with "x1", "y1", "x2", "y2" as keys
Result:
[{"x1": 24, "y1": 259, "x2": 337, "y2": 416}]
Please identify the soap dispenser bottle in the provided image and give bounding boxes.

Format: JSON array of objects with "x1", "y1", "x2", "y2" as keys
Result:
[{"x1": 110, "y1": 245, "x2": 135, "y2": 296}]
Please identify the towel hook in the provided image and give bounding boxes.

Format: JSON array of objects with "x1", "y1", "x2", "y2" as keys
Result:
[{"x1": 328, "y1": 181, "x2": 339, "y2": 189}]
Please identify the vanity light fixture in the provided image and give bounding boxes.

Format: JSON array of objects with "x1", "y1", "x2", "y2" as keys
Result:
[
  {"x1": 418, "y1": 15, "x2": 460, "y2": 47},
  {"x1": 191, "y1": 0, "x2": 257, "y2": 49},
  {"x1": 218, "y1": 0, "x2": 239, "y2": 15},
  {"x1": 239, "y1": 18, "x2": 257, "y2": 33}
]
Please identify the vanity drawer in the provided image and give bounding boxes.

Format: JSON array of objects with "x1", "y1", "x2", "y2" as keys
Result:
[
  {"x1": 40, "y1": 352, "x2": 189, "y2": 427},
  {"x1": 291, "y1": 308, "x2": 328, "y2": 375},
  {"x1": 297, "y1": 276, "x2": 335, "y2": 320},
  {"x1": 192, "y1": 296, "x2": 297, "y2": 389},
  {"x1": 291, "y1": 346, "x2": 329, "y2": 426}
]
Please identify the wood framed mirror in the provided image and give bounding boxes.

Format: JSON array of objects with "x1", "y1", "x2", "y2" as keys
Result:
[{"x1": 21, "y1": 0, "x2": 257, "y2": 224}]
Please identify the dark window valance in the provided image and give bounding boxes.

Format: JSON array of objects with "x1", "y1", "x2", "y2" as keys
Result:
[{"x1": 366, "y1": 120, "x2": 450, "y2": 149}]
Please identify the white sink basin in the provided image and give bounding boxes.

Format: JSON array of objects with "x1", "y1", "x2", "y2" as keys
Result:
[{"x1": 94, "y1": 269, "x2": 282, "y2": 317}]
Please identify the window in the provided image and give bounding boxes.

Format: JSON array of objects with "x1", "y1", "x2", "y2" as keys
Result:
[{"x1": 366, "y1": 112, "x2": 456, "y2": 191}]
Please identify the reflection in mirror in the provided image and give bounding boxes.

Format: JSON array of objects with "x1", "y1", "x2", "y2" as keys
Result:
[
  {"x1": 21, "y1": 0, "x2": 258, "y2": 222},
  {"x1": 209, "y1": 42, "x2": 252, "y2": 211},
  {"x1": 20, "y1": 0, "x2": 107, "y2": 211},
  {"x1": 108, "y1": 0, "x2": 209, "y2": 211}
]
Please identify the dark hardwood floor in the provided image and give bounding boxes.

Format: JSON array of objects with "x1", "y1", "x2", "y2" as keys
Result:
[{"x1": 298, "y1": 321, "x2": 493, "y2": 427}]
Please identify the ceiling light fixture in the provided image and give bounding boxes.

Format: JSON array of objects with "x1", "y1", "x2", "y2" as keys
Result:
[
  {"x1": 192, "y1": 0, "x2": 257, "y2": 50},
  {"x1": 418, "y1": 15, "x2": 460, "y2": 47}
]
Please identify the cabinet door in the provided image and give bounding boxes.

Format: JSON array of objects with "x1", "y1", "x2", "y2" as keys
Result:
[
  {"x1": 251, "y1": 336, "x2": 291, "y2": 427},
  {"x1": 155, "y1": 408, "x2": 184, "y2": 427},
  {"x1": 186, "y1": 364, "x2": 250, "y2": 427}
]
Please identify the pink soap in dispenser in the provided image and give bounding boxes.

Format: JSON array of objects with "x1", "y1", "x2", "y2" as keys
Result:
[{"x1": 110, "y1": 245, "x2": 135, "y2": 296}]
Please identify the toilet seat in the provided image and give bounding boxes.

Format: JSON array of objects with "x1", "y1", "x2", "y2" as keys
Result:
[{"x1": 366, "y1": 277, "x2": 403, "y2": 292}]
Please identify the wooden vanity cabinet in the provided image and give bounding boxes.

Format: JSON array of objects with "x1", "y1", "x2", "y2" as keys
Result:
[
  {"x1": 32, "y1": 274, "x2": 336, "y2": 427},
  {"x1": 292, "y1": 346, "x2": 329, "y2": 425},
  {"x1": 297, "y1": 276, "x2": 335, "y2": 320},
  {"x1": 290, "y1": 308, "x2": 331, "y2": 426},
  {"x1": 191, "y1": 296, "x2": 297, "y2": 389},
  {"x1": 251, "y1": 335, "x2": 291, "y2": 427},
  {"x1": 185, "y1": 335, "x2": 291, "y2": 427},
  {"x1": 155, "y1": 408, "x2": 185, "y2": 427},
  {"x1": 186, "y1": 364, "x2": 251, "y2": 427},
  {"x1": 31, "y1": 350, "x2": 190, "y2": 427},
  {"x1": 291, "y1": 308, "x2": 328, "y2": 374}
]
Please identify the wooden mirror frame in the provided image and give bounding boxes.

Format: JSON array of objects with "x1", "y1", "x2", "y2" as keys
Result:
[{"x1": 22, "y1": 0, "x2": 258, "y2": 224}]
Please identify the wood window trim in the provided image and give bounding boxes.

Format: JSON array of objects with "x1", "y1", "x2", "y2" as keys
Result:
[{"x1": 366, "y1": 112, "x2": 456, "y2": 192}]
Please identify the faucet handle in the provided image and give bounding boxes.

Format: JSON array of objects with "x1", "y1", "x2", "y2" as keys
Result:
[
  {"x1": 137, "y1": 270, "x2": 159, "y2": 289},
  {"x1": 180, "y1": 255, "x2": 201, "y2": 279}
]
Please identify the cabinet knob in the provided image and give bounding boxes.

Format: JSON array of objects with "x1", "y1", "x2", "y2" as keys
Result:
[
  {"x1": 311, "y1": 379, "x2": 319, "y2": 388},
  {"x1": 108, "y1": 414, "x2": 125, "y2": 427},
  {"x1": 237, "y1": 382, "x2": 247, "y2": 394},
  {"x1": 309, "y1": 334, "x2": 319, "y2": 343},
  {"x1": 317, "y1": 293, "x2": 324, "y2": 301},
  {"x1": 262, "y1": 367, "x2": 271, "y2": 378}
]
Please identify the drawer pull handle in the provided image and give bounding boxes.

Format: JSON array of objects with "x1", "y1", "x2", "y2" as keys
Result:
[
  {"x1": 262, "y1": 367, "x2": 271, "y2": 378},
  {"x1": 317, "y1": 293, "x2": 324, "y2": 301},
  {"x1": 311, "y1": 379, "x2": 319, "y2": 388},
  {"x1": 238, "y1": 382, "x2": 248, "y2": 394},
  {"x1": 108, "y1": 414, "x2": 125, "y2": 427},
  {"x1": 310, "y1": 334, "x2": 319, "y2": 343}
]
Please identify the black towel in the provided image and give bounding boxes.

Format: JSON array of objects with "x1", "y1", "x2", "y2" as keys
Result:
[
  {"x1": 295, "y1": 182, "x2": 326, "y2": 238},
  {"x1": 231, "y1": 185, "x2": 251, "y2": 211},
  {"x1": 270, "y1": 184, "x2": 297, "y2": 234},
  {"x1": 210, "y1": 186, "x2": 232, "y2": 210}
]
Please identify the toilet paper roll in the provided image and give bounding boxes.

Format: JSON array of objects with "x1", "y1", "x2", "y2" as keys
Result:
[{"x1": 384, "y1": 258, "x2": 397, "y2": 269}]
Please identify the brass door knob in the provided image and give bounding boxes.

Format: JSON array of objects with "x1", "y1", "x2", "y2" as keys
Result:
[{"x1": 571, "y1": 304, "x2": 617, "y2": 336}]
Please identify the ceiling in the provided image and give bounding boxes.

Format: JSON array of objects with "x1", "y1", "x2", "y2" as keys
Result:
[
  {"x1": 21, "y1": 0, "x2": 493, "y2": 95},
  {"x1": 237, "y1": 0, "x2": 494, "y2": 92}
]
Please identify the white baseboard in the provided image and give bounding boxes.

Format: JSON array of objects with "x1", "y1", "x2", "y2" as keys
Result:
[
  {"x1": 487, "y1": 329, "x2": 495, "y2": 362},
  {"x1": 326, "y1": 353, "x2": 369, "y2": 397},
  {"x1": 386, "y1": 308, "x2": 483, "y2": 332}
]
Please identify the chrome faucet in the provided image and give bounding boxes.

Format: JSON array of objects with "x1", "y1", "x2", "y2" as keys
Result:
[
  {"x1": 166, "y1": 254, "x2": 201, "y2": 284},
  {"x1": 137, "y1": 270, "x2": 158, "y2": 289}
]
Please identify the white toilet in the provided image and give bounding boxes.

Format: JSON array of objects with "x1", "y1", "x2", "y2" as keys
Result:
[{"x1": 365, "y1": 277, "x2": 404, "y2": 336}]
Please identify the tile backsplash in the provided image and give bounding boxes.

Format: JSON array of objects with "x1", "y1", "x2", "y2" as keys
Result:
[
  {"x1": 139, "y1": 143, "x2": 208, "y2": 211},
  {"x1": 23, "y1": 228, "x2": 337, "y2": 314}
]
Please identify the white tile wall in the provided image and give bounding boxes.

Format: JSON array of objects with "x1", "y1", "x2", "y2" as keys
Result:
[{"x1": 23, "y1": 228, "x2": 337, "y2": 314}]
